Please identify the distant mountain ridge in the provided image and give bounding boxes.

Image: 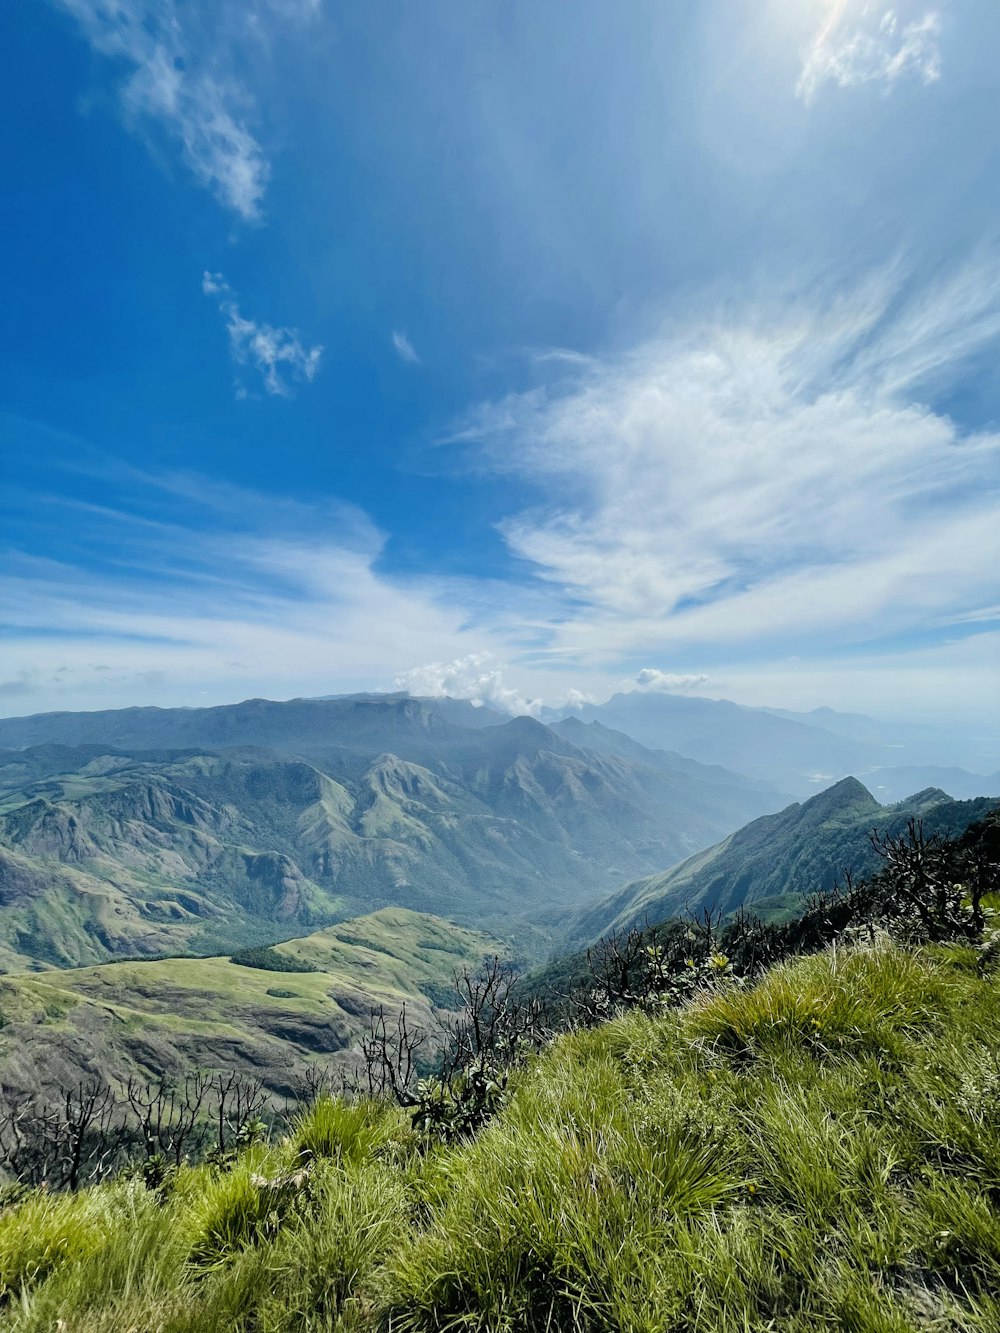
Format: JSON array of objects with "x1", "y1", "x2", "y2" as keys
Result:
[
  {"x1": 568, "y1": 779, "x2": 998, "y2": 946},
  {"x1": 0, "y1": 695, "x2": 489, "y2": 756},
  {"x1": 543, "y1": 691, "x2": 998, "y2": 797}
]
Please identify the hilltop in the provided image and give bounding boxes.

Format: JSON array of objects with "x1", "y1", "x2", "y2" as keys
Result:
[{"x1": 3, "y1": 934, "x2": 1000, "y2": 1329}]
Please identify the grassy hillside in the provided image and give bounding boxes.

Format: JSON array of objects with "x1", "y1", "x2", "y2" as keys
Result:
[
  {"x1": 570, "y1": 779, "x2": 996, "y2": 945},
  {"x1": 3, "y1": 936, "x2": 1000, "y2": 1330},
  {"x1": 0, "y1": 909, "x2": 499, "y2": 1101}
]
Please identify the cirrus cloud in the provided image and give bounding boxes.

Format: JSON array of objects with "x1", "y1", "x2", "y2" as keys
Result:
[
  {"x1": 449, "y1": 255, "x2": 1000, "y2": 668},
  {"x1": 797, "y1": 6, "x2": 942, "y2": 105},
  {"x1": 55, "y1": 0, "x2": 284, "y2": 219},
  {"x1": 391, "y1": 330, "x2": 420, "y2": 364},
  {"x1": 203, "y1": 272, "x2": 322, "y2": 397}
]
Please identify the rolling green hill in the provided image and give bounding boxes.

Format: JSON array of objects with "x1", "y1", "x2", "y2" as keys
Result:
[
  {"x1": 0, "y1": 908, "x2": 498, "y2": 1102},
  {"x1": 0, "y1": 704, "x2": 783, "y2": 970},
  {"x1": 569, "y1": 779, "x2": 998, "y2": 945}
]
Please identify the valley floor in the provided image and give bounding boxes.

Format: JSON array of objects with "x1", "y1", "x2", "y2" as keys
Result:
[{"x1": 3, "y1": 936, "x2": 1000, "y2": 1330}]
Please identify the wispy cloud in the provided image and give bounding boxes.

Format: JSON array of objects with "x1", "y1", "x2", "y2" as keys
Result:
[
  {"x1": 0, "y1": 469, "x2": 525, "y2": 714},
  {"x1": 451, "y1": 256, "x2": 1000, "y2": 666},
  {"x1": 203, "y1": 272, "x2": 322, "y2": 396},
  {"x1": 797, "y1": 5, "x2": 942, "y2": 105},
  {"x1": 392, "y1": 330, "x2": 420, "y2": 364},
  {"x1": 1, "y1": 427, "x2": 997, "y2": 723},
  {"x1": 55, "y1": 1, "x2": 311, "y2": 218}
]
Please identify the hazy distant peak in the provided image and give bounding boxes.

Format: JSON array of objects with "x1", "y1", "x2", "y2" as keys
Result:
[{"x1": 899, "y1": 787, "x2": 953, "y2": 809}]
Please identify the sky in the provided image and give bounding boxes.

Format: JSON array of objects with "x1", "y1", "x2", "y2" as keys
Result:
[{"x1": 1, "y1": 0, "x2": 999, "y2": 727}]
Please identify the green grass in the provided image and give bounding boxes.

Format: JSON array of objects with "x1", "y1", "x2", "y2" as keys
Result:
[{"x1": 4, "y1": 936, "x2": 1000, "y2": 1330}]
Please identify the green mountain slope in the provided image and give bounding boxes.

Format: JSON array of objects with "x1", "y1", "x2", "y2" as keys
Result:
[
  {"x1": 0, "y1": 908, "x2": 497, "y2": 1102},
  {"x1": 569, "y1": 779, "x2": 997, "y2": 945},
  {"x1": 0, "y1": 708, "x2": 782, "y2": 969}
]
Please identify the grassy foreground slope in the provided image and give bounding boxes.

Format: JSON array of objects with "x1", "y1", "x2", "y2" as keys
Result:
[
  {"x1": 4, "y1": 937, "x2": 1000, "y2": 1331},
  {"x1": 0, "y1": 909, "x2": 498, "y2": 1100}
]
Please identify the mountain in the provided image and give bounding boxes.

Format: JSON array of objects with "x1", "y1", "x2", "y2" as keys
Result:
[
  {"x1": 758, "y1": 704, "x2": 999, "y2": 768},
  {"x1": 0, "y1": 908, "x2": 498, "y2": 1102},
  {"x1": 569, "y1": 780, "x2": 998, "y2": 946},
  {"x1": 0, "y1": 700, "x2": 783, "y2": 969},
  {"x1": 544, "y1": 692, "x2": 999, "y2": 797},
  {"x1": 549, "y1": 717, "x2": 781, "y2": 791}
]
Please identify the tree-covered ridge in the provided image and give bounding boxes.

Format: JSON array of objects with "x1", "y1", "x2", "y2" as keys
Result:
[
  {"x1": 229, "y1": 946, "x2": 319, "y2": 973},
  {"x1": 569, "y1": 776, "x2": 996, "y2": 946}
]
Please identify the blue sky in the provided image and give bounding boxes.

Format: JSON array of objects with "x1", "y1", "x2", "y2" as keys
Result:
[{"x1": 2, "y1": 0, "x2": 999, "y2": 726}]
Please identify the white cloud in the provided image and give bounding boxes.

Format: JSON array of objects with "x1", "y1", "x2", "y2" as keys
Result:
[
  {"x1": 392, "y1": 330, "x2": 420, "y2": 364},
  {"x1": 57, "y1": 0, "x2": 284, "y2": 219},
  {"x1": 203, "y1": 272, "x2": 322, "y2": 396},
  {"x1": 632, "y1": 669, "x2": 710, "y2": 693},
  {"x1": 0, "y1": 482, "x2": 528, "y2": 715},
  {"x1": 797, "y1": 6, "x2": 942, "y2": 105},
  {"x1": 450, "y1": 256, "x2": 1000, "y2": 666},
  {"x1": 394, "y1": 654, "x2": 542, "y2": 717},
  {"x1": 2, "y1": 448, "x2": 997, "y2": 729},
  {"x1": 556, "y1": 687, "x2": 596, "y2": 710}
]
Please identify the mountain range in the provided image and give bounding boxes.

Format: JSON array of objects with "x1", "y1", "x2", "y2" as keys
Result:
[
  {"x1": 0, "y1": 697, "x2": 784, "y2": 970},
  {"x1": 543, "y1": 691, "x2": 1000, "y2": 798}
]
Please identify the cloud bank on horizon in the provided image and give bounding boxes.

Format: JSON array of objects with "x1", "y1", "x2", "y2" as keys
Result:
[{"x1": 1, "y1": 0, "x2": 998, "y2": 730}]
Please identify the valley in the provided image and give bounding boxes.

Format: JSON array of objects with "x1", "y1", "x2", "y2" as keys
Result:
[{"x1": 0, "y1": 689, "x2": 996, "y2": 1115}]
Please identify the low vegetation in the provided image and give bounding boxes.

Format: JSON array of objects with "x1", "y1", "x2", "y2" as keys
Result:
[
  {"x1": 229, "y1": 946, "x2": 319, "y2": 973},
  {"x1": 0, "y1": 811, "x2": 997, "y2": 1330}
]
